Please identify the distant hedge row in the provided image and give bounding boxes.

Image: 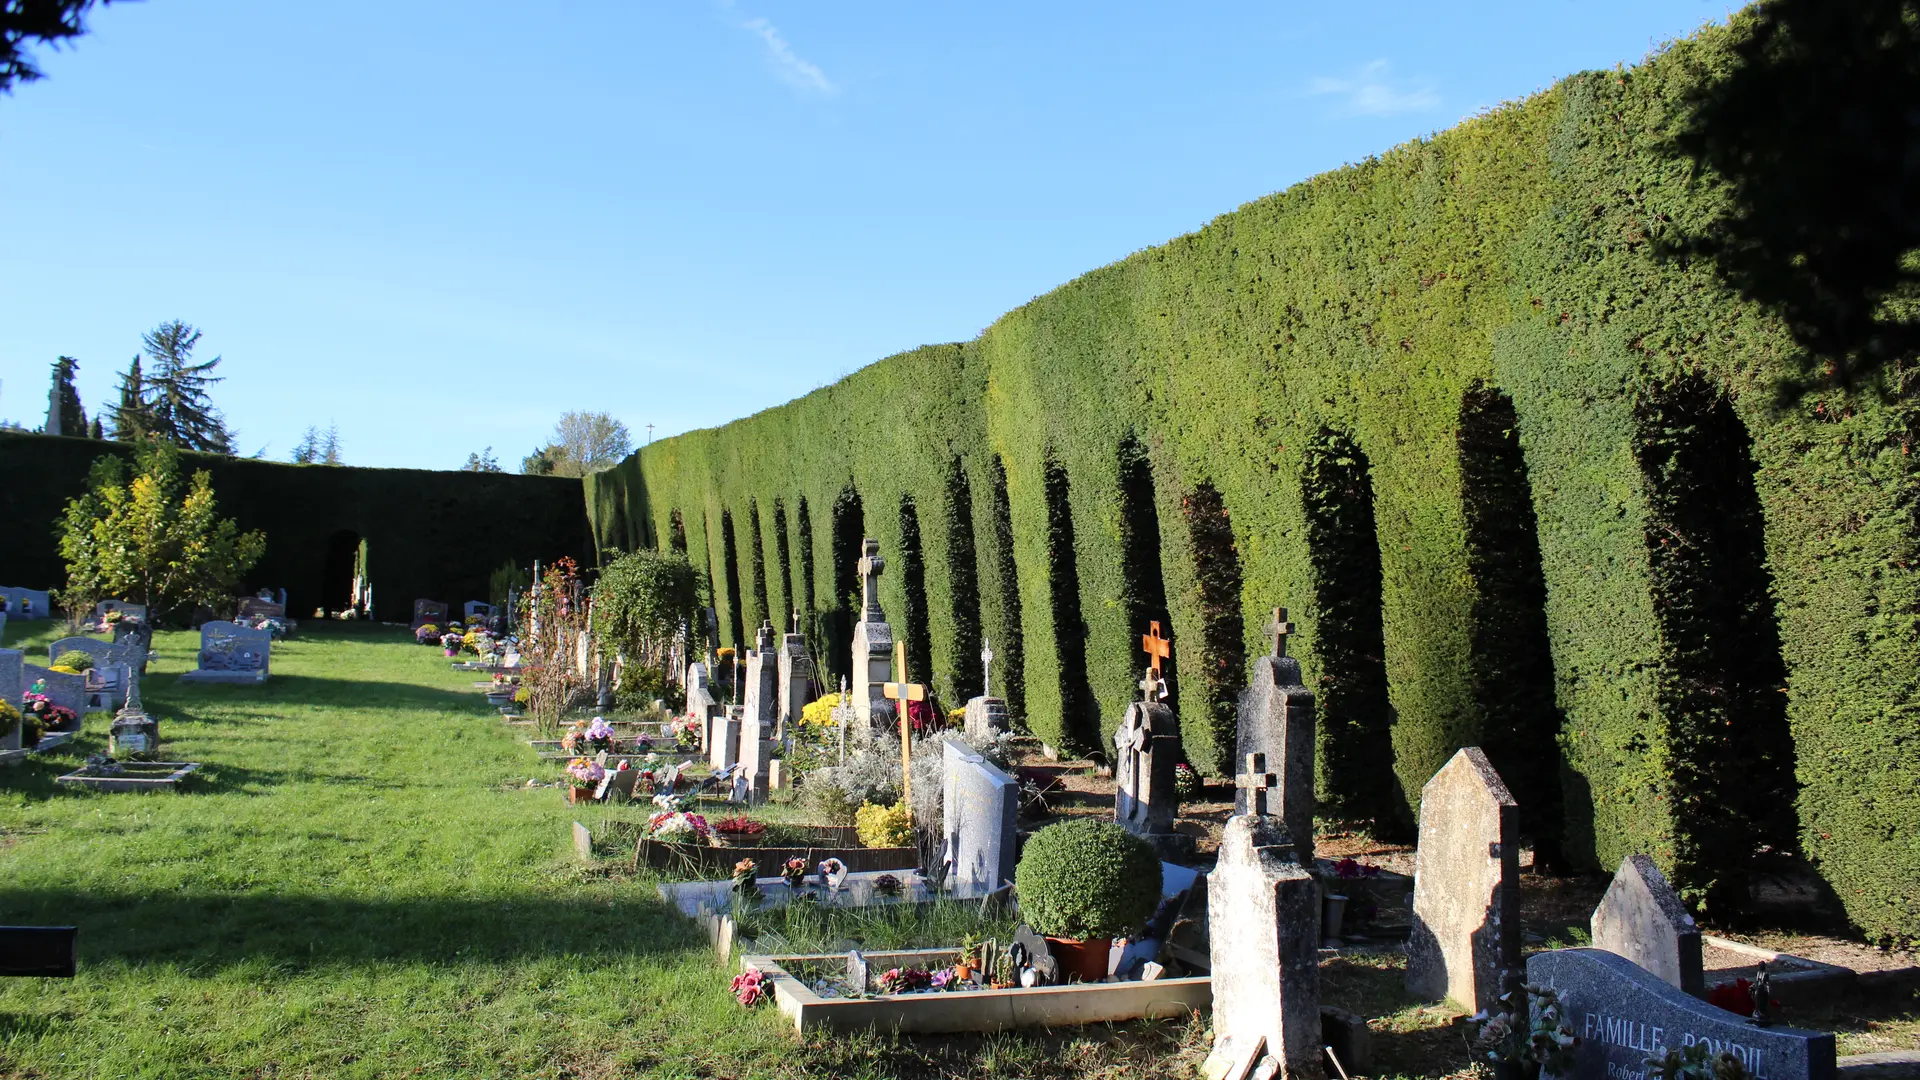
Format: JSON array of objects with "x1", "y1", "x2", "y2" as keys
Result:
[
  {"x1": 585, "y1": 11, "x2": 1920, "y2": 943},
  {"x1": 0, "y1": 432, "x2": 591, "y2": 622}
]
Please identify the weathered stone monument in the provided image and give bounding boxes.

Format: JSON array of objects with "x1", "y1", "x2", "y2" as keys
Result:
[
  {"x1": 1234, "y1": 607, "x2": 1316, "y2": 863},
  {"x1": 941, "y1": 738, "x2": 1019, "y2": 898},
  {"x1": 963, "y1": 636, "x2": 1010, "y2": 744},
  {"x1": 775, "y1": 611, "x2": 812, "y2": 741},
  {"x1": 1203, "y1": 752, "x2": 1323, "y2": 1080},
  {"x1": 1591, "y1": 854, "x2": 1705, "y2": 998},
  {"x1": 1114, "y1": 622, "x2": 1183, "y2": 851},
  {"x1": 1406, "y1": 747, "x2": 1520, "y2": 1014},
  {"x1": 739, "y1": 622, "x2": 778, "y2": 800},
  {"x1": 1528, "y1": 948, "x2": 1834, "y2": 1080},
  {"x1": 686, "y1": 660, "x2": 715, "y2": 751},
  {"x1": 850, "y1": 539, "x2": 894, "y2": 738}
]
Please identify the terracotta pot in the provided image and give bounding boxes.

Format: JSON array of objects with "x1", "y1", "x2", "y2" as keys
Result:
[
  {"x1": 953, "y1": 962, "x2": 974, "y2": 982},
  {"x1": 1044, "y1": 936, "x2": 1114, "y2": 983},
  {"x1": 566, "y1": 786, "x2": 586, "y2": 804}
]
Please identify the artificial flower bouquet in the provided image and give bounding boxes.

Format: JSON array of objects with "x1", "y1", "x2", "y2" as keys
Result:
[
  {"x1": 564, "y1": 756, "x2": 605, "y2": 793},
  {"x1": 646, "y1": 810, "x2": 711, "y2": 843},
  {"x1": 415, "y1": 623, "x2": 441, "y2": 644}
]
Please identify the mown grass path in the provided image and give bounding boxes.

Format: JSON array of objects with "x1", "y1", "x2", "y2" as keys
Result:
[{"x1": 0, "y1": 623, "x2": 804, "y2": 1080}]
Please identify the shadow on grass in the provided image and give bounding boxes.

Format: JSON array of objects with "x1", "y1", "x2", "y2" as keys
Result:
[
  {"x1": 150, "y1": 673, "x2": 494, "y2": 717},
  {"x1": 0, "y1": 887, "x2": 701, "y2": 970}
]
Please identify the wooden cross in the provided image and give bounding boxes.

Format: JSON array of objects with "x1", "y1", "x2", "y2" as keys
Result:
[
  {"x1": 1237, "y1": 752, "x2": 1278, "y2": 816},
  {"x1": 1141, "y1": 620, "x2": 1171, "y2": 677},
  {"x1": 1264, "y1": 607, "x2": 1295, "y2": 659},
  {"x1": 882, "y1": 641, "x2": 927, "y2": 820}
]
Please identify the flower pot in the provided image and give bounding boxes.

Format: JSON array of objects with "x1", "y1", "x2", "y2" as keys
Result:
[
  {"x1": 566, "y1": 786, "x2": 588, "y2": 804},
  {"x1": 953, "y1": 962, "x2": 974, "y2": 982},
  {"x1": 1044, "y1": 936, "x2": 1114, "y2": 983}
]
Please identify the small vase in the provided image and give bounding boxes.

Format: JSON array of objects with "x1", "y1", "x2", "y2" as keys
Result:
[{"x1": 1322, "y1": 893, "x2": 1349, "y2": 943}]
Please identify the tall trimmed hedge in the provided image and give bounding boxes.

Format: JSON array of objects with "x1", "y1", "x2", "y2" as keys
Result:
[
  {"x1": 0, "y1": 432, "x2": 590, "y2": 623},
  {"x1": 583, "y1": 13, "x2": 1920, "y2": 942}
]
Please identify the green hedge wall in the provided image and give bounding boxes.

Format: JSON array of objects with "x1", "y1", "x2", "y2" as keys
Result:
[
  {"x1": 0, "y1": 432, "x2": 591, "y2": 623},
  {"x1": 583, "y1": 13, "x2": 1920, "y2": 943}
]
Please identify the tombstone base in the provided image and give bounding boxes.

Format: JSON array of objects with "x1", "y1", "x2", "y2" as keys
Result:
[{"x1": 179, "y1": 670, "x2": 268, "y2": 685}]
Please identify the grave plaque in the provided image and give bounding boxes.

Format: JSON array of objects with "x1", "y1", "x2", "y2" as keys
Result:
[
  {"x1": 1406, "y1": 747, "x2": 1519, "y2": 1014},
  {"x1": 1204, "y1": 806, "x2": 1322, "y2": 1080},
  {"x1": 1592, "y1": 854, "x2": 1705, "y2": 998},
  {"x1": 941, "y1": 739, "x2": 1019, "y2": 898},
  {"x1": 1234, "y1": 607, "x2": 1316, "y2": 862},
  {"x1": 1529, "y1": 948, "x2": 1835, "y2": 1080}
]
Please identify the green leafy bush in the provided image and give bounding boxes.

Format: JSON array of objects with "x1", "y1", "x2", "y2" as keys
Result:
[
  {"x1": 854, "y1": 802, "x2": 911, "y2": 848},
  {"x1": 1014, "y1": 819, "x2": 1160, "y2": 941},
  {"x1": 50, "y1": 650, "x2": 94, "y2": 673}
]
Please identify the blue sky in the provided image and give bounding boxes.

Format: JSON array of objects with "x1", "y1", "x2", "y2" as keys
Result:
[{"x1": 0, "y1": 1, "x2": 1727, "y2": 469}]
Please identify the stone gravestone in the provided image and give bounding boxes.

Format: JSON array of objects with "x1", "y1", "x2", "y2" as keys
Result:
[
  {"x1": 4, "y1": 587, "x2": 51, "y2": 620},
  {"x1": 49, "y1": 637, "x2": 127, "y2": 713},
  {"x1": 1234, "y1": 608, "x2": 1316, "y2": 863},
  {"x1": 685, "y1": 661, "x2": 715, "y2": 750},
  {"x1": 1529, "y1": 948, "x2": 1834, "y2": 1080},
  {"x1": 411, "y1": 599, "x2": 449, "y2": 630},
  {"x1": 180, "y1": 621, "x2": 272, "y2": 684},
  {"x1": 708, "y1": 706, "x2": 742, "y2": 773},
  {"x1": 850, "y1": 539, "x2": 895, "y2": 738},
  {"x1": 24, "y1": 665, "x2": 86, "y2": 732},
  {"x1": 1203, "y1": 755, "x2": 1323, "y2": 1080},
  {"x1": 1406, "y1": 747, "x2": 1520, "y2": 1015},
  {"x1": 941, "y1": 739, "x2": 1019, "y2": 898},
  {"x1": 964, "y1": 636, "x2": 1010, "y2": 745},
  {"x1": 739, "y1": 622, "x2": 778, "y2": 800},
  {"x1": 1114, "y1": 641, "x2": 1183, "y2": 852},
  {"x1": 1592, "y1": 854, "x2": 1705, "y2": 998},
  {"x1": 0, "y1": 649, "x2": 23, "y2": 753},
  {"x1": 776, "y1": 618, "x2": 812, "y2": 741}
]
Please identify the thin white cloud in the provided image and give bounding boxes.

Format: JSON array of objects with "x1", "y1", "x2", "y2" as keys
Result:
[
  {"x1": 1308, "y1": 60, "x2": 1437, "y2": 117},
  {"x1": 735, "y1": 12, "x2": 835, "y2": 95}
]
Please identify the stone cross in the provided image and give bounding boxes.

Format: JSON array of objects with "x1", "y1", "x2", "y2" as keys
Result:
[
  {"x1": 980, "y1": 637, "x2": 993, "y2": 699},
  {"x1": 882, "y1": 641, "x2": 926, "y2": 819},
  {"x1": 1406, "y1": 746, "x2": 1521, "y2": 1014},
  {"x1": 1140, "y1": 620, "x2": 1171, "y2": 678},
  {"x1": 1113, "y1": 692, "x2": 1181, "y2": 845},
  {"x1": 1264, "y1": 607, "x2": 1295, "y2": 658},
  {"x1": 791, "y1": 608, "x2": 801, "y2": 634},
  {"x1": 857, "y1": 539, "x2": 886, "y2": 620},
  {"x1": 1235, "y1": 753, "x2": 1278, "y2": 816}
]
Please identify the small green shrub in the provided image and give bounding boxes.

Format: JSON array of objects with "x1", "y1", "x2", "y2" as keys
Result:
[
  {"x1": 800, "y1": 781, "x2": 858, "y2": 826},
  {"x1": 1014, "y1": 819, "x2": 1160, "y2": 941},
  {"x1": 51, "y1": 650, "x2": 94, "y2": 673}
]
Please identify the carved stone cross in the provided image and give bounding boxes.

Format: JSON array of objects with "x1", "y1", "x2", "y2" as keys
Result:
[
  {"x1": 1264, "y1": 607, "x2": 1295, "y2": 659},
  {"x1": 1141, "y1": 620, "x2": 1171, "y2": 677},
  {"x1": 792, "y1": 608, "x2": 802, "y2": 635},
  {"x1": 1236, "y1": 752, "x2": 1278, "y2": 816},
  {"x1": 756, "y1": 620, "x2": 775, "y2": 652},
  {"x1": 857, "y1": 539, "x2": 886, "y2": 619},
  {"x1": 980, "y1": 636, "x2": 993, "y2": 699}
]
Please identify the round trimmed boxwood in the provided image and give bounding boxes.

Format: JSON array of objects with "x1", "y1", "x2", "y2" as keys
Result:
[{"x1": 1014, "y1": 819, "x2": 1161, "y2": 941}]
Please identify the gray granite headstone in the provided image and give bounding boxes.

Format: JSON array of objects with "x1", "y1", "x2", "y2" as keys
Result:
[
  {"x1": 708, "y1": 707, "x2": 741, "y2": 772},
  {"x1": 1113, "y1": 697, "x2": 1181, "y2": 840},
  {"x1": 850, "y1": 539, "x2": 894, "y2": 737},
  {"x1": 1406, "y1": 746, "x2": 1520, "y2": 1014},
  {"x1": 963, "y1": 695, "x2": 1009, "y2": 744},
  {"x1": 941, "y1": 739, "x2": 1019, "y2": 898},
  {"x1": 1234, "y1": 618, "x2": 1316, "y2": 863},
  {"x1": 1529, "y1": 948, "x2": 1834, "y2": 1080},
  {"x1": 1592, "y1": 854, "x2": 1705, "y2": 998},
  {"x1": 776, "y1": 631, "x2": 812, "y2": 740},
  {"x1": 846, "y1": 950, "x2": 869, "y2": 993},
  {"x1": 3, "y1": 587, "x2": 51, "y2": 619},
  {"x1": 1203, "y1": 813, "x2": 1322, "y2": 1080},
  {"x1": 181, "y1": 620, "x2": 272, "y2": 683},
  {"x1": 0, "y1": 649, "x2": 23, "y2": 752}
]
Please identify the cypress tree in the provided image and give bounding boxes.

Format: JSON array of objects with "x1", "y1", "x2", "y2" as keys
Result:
[{"x1": 46, "y1": 355, "x2": 85, "y2": 435}]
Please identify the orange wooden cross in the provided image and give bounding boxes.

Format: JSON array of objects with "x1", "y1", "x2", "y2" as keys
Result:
[
  {"x1": 882, "y1": 641, "x2": 927, "y2": 819},
  {"x1": 1141, "y1": 620, "x2": 1172, "y2": 676}
]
